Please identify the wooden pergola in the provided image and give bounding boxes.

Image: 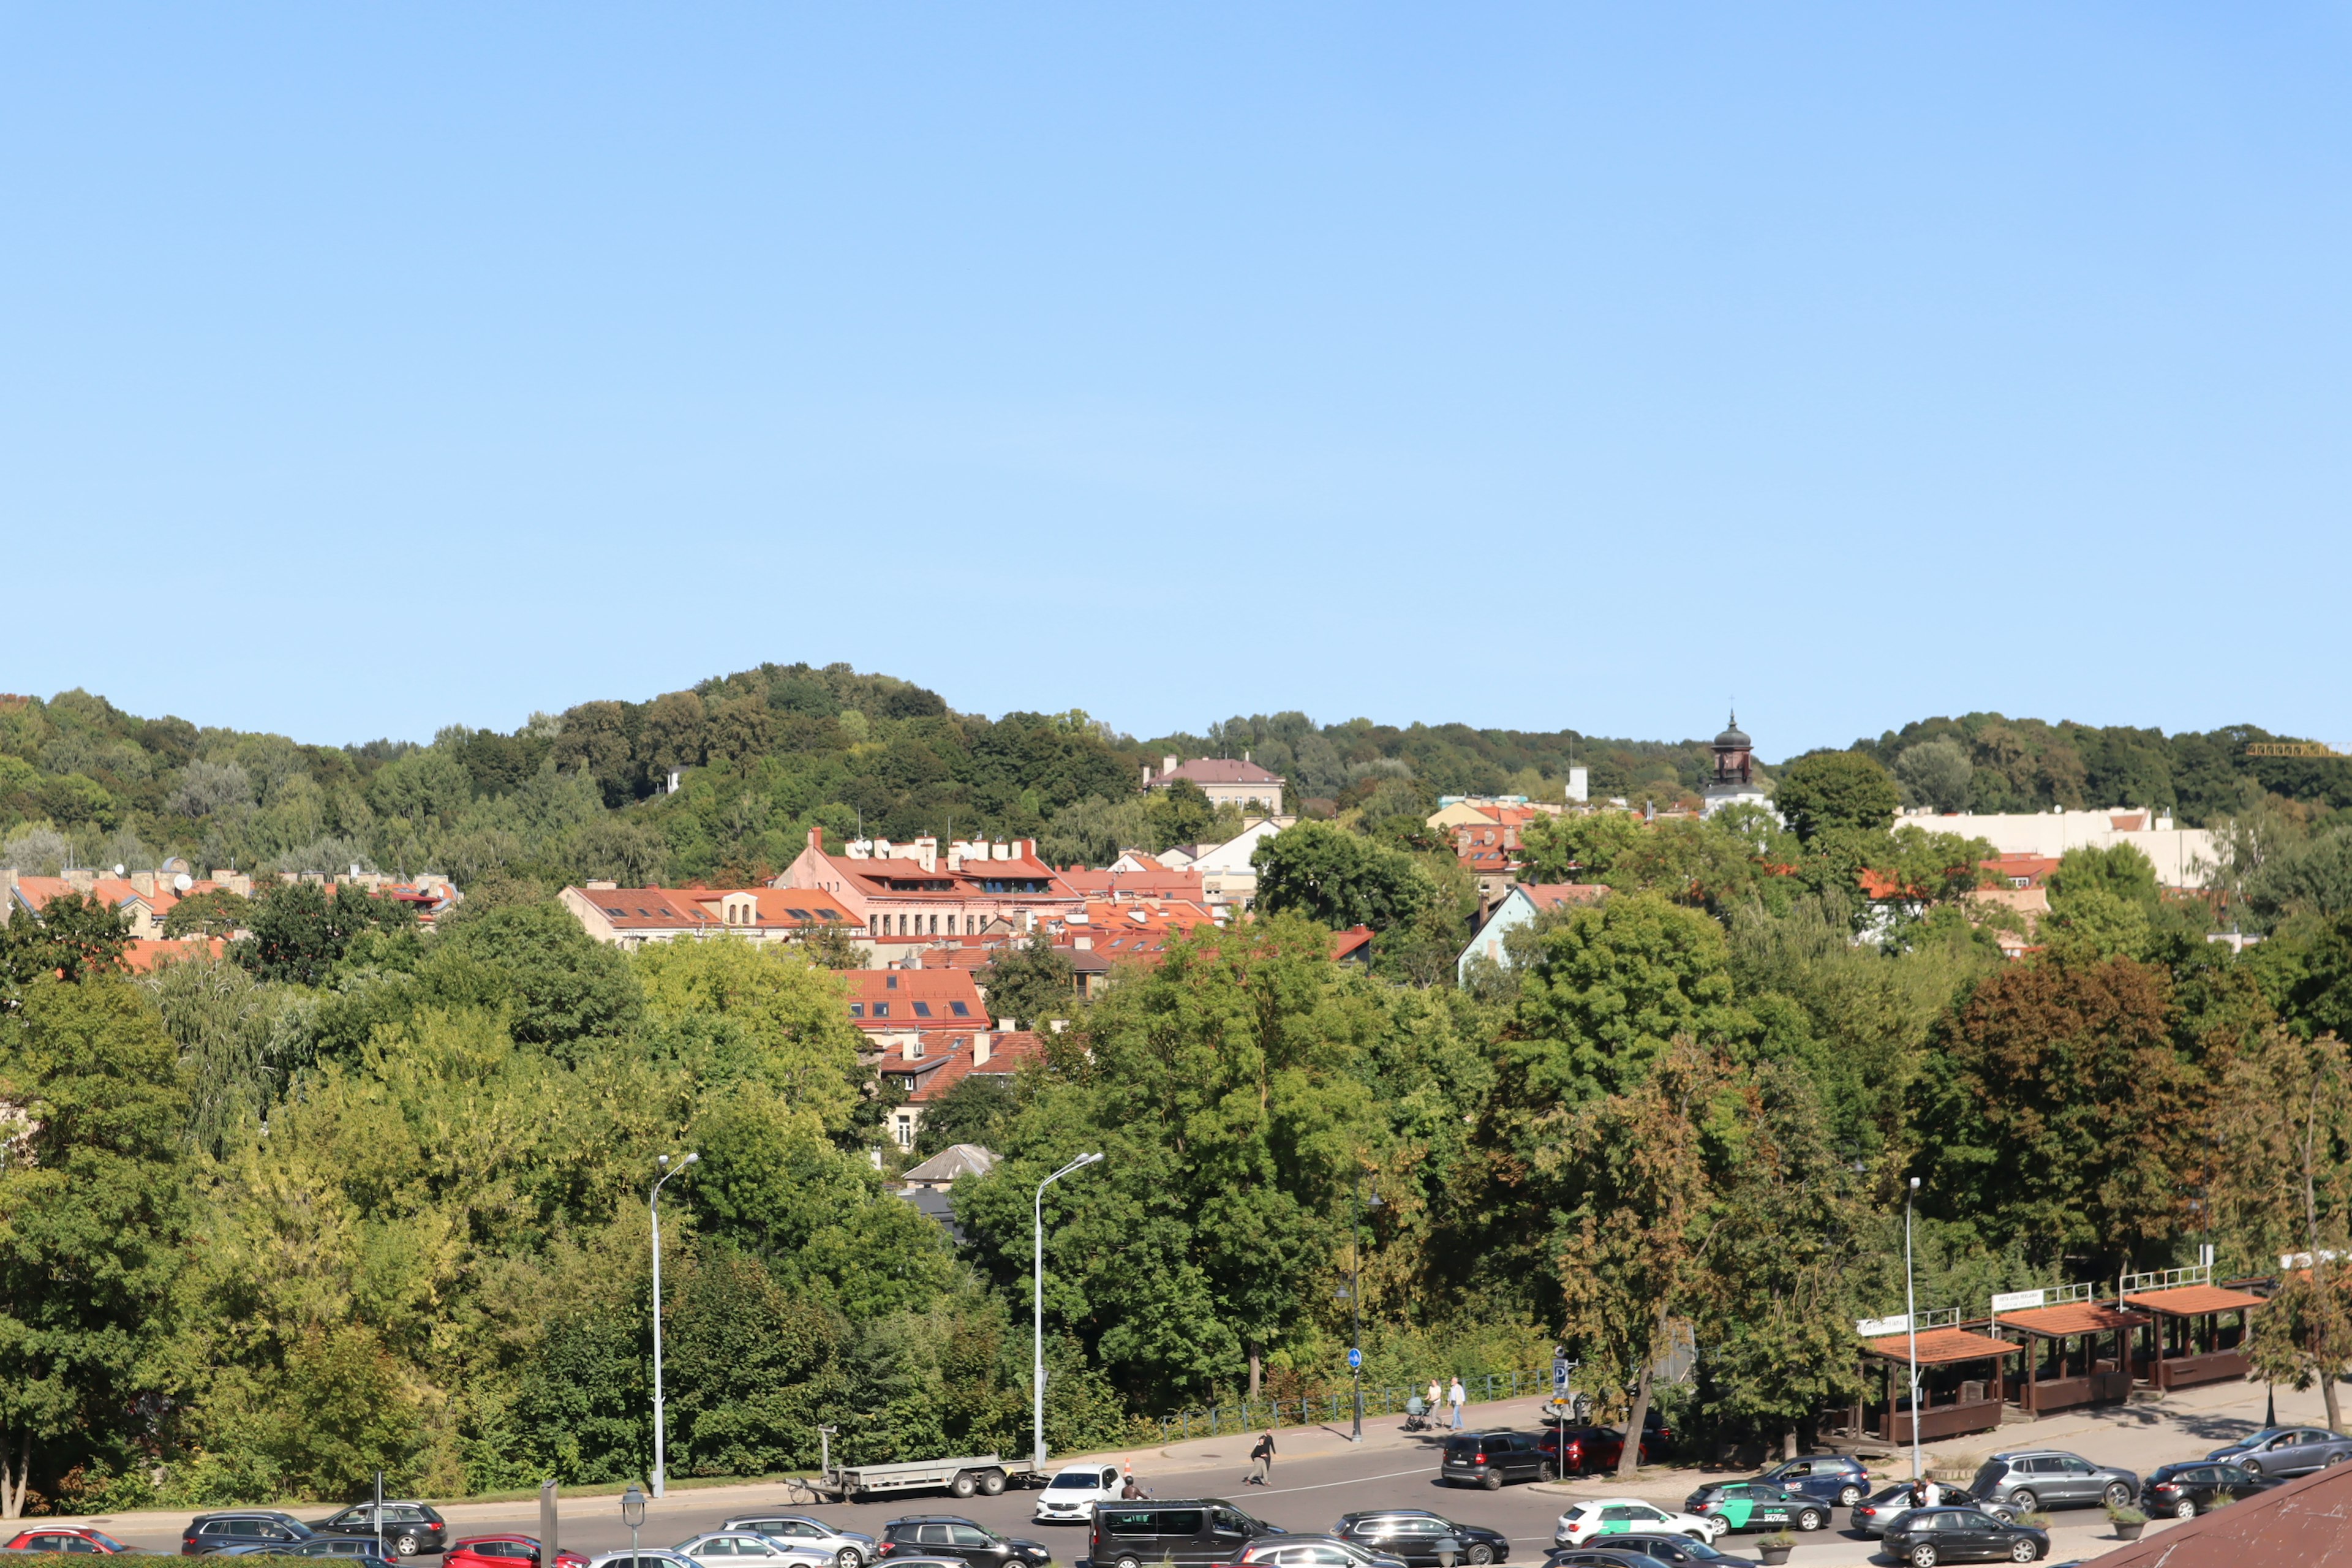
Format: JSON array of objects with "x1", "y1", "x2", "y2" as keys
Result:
[
  {"x1": 2122, "y1": 1280, "x2": 2266, "y2": 1391},
  {"x1": 1858, "y1": 1326, "x2": 2021, "y2": 1444},
  {"x1": 1996, "y1": 1300, "x2": 2146, "y2": 1414}
]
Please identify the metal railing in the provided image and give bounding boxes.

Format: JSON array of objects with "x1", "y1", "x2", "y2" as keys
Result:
[
  {"x1": 2122, "y1": 1264, "x2": 2211, "y2": 1294},
  {"x1": 1156, "y1": 1366, "x2": 1553, "y2": 1443}
]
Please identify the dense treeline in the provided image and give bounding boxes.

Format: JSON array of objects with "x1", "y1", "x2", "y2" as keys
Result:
[
  {"x1": 9, "y1": 676, "x2": 2343, "y2": 899},
  {"x1": 4, "y1": 742, "x2": 2350, "y2": 1512}
]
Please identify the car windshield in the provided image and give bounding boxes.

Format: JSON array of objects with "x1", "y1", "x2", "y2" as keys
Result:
[
  {"x1": 1049, "y1": 1474, "x2": 1099, "y2": 1489},
  {"x1": 88, "y1": 1537, "x2": 127, "y2": 1555}
]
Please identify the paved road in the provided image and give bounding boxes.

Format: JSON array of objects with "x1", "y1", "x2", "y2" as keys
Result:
[{"x1": 71, "y1": 1371, "x2": 2345, "y2": 1567}]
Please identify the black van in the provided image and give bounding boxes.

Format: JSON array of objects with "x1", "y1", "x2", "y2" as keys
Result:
[
  {"x1": 1441, "y1": 1432, "x2": 1548, "y2": 1489},
  {"x1": 1088, "y1": 1499, "x2": 1283, "y2": 1568}
]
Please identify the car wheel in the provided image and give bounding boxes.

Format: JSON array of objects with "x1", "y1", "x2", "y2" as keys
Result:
[
  {"x1": 2007, "y1": 1542, "x2": 2035, "y2": 1564},
  {"x1": 1836, "y1": 1485, "x2": 1863, "y2": 1507},
  {"x1": 394, "y1": 1537, "x2": 420, "y2": 1558},
  {"x1": 2007, "y1": 1489, "x2": 2037, "y2": 1513},
  {"x1": 1481, "y1": 1471, "x2": 1502, "y2": 1491},
  {"x1": 2173, "y1": 1499, "x2": 2197, "y2": 1520},
  {"x1": 1115, "y1": 1556, "x2": 1140, "y2": 1568},
  {"x1": 1796, "y1": 1509, "x2": 1823, "y2": 1532},
  {"x1": 1463, "y1": 1548, "x2": 1492, "y2": 1566},
  {"x1": 2102, "y1": 1483, "x2": 2130, "y2": 1510},
  {"x1": 1909, "y1": 1548, "x2": 1937, "y2": 1568},
  {"x1": 2240, "y1": 1460, "x2": 2264, "y2": 1477},
  {"x1": 1537, "y1": 1462, "x2": 1556, "y2": 1483},
  {"x1": 2331, "y1": 1453, "x2": 2351, "y2": 1468},
  {"x1": 950, "y1": 1472, "x2": 978, "y2": 1499}
]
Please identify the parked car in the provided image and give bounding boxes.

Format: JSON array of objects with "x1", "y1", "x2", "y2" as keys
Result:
[
  {"x1": 1852, "y1": 1483, "x2": 2015, "y2": 1536},
  {"x1": 1090, "y1": 1501, "x2": 1280, "y2": 1568},
  {"x1": 2141, "y1": 1461, "x2": 2284, "y2": 1518},
  {"x1": 1679, "y1": 1484, "x2": 1826, "y2": 1536},
  {"x1": 1547, "y1": 1537, "x2": 1754, "y2": 1567},
  {"x1": 1442, "y1": 1432, "x2": 1551, "y2": 1489},
  {"x1": 1967, "y1": 1452, "x2": 2137, "y2": 1513},
  {"x1": 724, "y1": 1518, "x2": 877, "y2": 1568},
  {"x1": 1332, "y1": 1510, "x2": 1508, "y2": 1566},
  {"x1": 2204, "y1": 1426, "x2": 2352, "y2": 1477},
  {"x1": 1534, "y1": 1419, "x2": 1663, "y2": 1476},
  {"x1": 1032, "y1": 1464, "x2": 1125, "y2": 1526},
  {"x1": 587, "y1": 1553, "x2": 698, "y2": 1568},
  {"x1": 216, "y1": 1545, "x2": 391, "y2": 1567},
  {"x1": 1229, "y1": 1536, "x2": 1407, "y2": 1568},
  {"x1": 675, "y1": 1536, "x2": 832, "y2": 1568},
  {"x1": 184, "y1": 1515, "x2": 320, "y2": 1555},
  {"x1": 443, "y1": 1536, "x2": 589, "y2": 1568},
  {"x1": 306, "y1": 1505, "x2": 448, "y2": 1559},
  {"x1": 1744, "y1": 1455, "x2": 1869, "y2": 1508},
  {"x1": 6, "y1": 1531, "x2": 130, "y2": 1555},
  {"x1": 874, "y1": 1519, "x2": 1051, "y2": 1568},
  {"x1": 1552, "y1": 1501, "x2": 1717, "y2": 1549},
  {"x1": 1543, "y1": 1554, "x2": 1659, "y2": 1568},
  {"x1": 1878, "y1": 1507, "x2": 2049, "y2": 1566}
]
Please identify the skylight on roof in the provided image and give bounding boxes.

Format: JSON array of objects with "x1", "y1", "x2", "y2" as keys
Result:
[
  {"x1": 949, "y1": 1001, "x2": 970, "y2": 1017},
  {"x1": 913, "y1": 1002, "x2": 932, "y2": 1017},
  {"x1": 785, "y1": 907, "x2": 813, "y2": 920}
]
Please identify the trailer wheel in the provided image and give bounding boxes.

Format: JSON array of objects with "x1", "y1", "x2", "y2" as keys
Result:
[
  {"x1": 951, "y1": 1471, "x2": 979, "y2": 1499},
  {"x1": 980, "y1": 1471, "x2": 1007, "y2": 1497}
]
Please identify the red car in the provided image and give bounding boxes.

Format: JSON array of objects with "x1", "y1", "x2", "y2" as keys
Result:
[
  {"x1": 6, "y1": 1529, "x2": 130, "y2": 1555},
  {"x1": 445, "y1": 1537, "x2": 590, "y2": 1568},
  {"x1": 1535, "y1": 1413, "x2": 1672, "y2": 1475}
]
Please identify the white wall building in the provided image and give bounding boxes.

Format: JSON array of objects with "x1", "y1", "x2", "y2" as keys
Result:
[{"x1": 1896, "y1": 807, "x2": 2217, "y2": 889}]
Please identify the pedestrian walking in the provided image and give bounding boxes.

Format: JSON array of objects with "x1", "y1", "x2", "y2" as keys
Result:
[
  {"x1": 1447, "y1": 1376, "x2": 1466, "y2": 1430},
  {"x1": 1249, "y1": 1428, "x2": 1276, "y2": 1487},
  {"x1": 1427, "y1": 1378, "x2": 1442, "y2": 1417}
]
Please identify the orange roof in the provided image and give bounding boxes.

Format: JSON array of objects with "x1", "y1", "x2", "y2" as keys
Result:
[
  {"x1": 1983, "y1": 853, "x2": 2062, "y2": 886},
  {"x1": 1996, "y1": 1302, "x2": 2147, "y2": 1337},
  {"x1": 1521, "y1": 883, "x2": 1607, "y2": 911},
  {"x1": 844, "y1": 968, "x2": 987, "y2": 1026},
  {"x1": 119, "y1": 937, "x2": 225, "y2": 973},
  {"x1": 2124, "y1": 1284, "x2": 2267, "y2": 1317},
  {"x1": 904, "y1": 1029, "x2": 1047, "y2": 1102},
  {"x1": 1331, "y1": 925, "x2": 1374, "y2": 960},
  {"x1": 1060, "y1": 864, "x2": 1208, "y2": 902},
  {"x1": 1863, "y1": 1327, "x2": 2021, "y2": 1365},
  {"x1": 575, "y1": 886, "x2": 861, "y2": 932}
]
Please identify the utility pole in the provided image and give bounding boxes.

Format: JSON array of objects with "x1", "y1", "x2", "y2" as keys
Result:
[
  {"x1": 1034, "y1": 1153, "x2": 1104, "y2": 1469},
  {"x1": 1905, "y1": 1176, "x2": 1923, "y2": 1484},
  {"x1": 650, "y1": 1151, "x2": 698, "y2": 1499}
]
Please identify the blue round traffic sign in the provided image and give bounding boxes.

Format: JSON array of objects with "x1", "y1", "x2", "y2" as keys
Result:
[{"x1": 1348, "y1": 1348, "x2": 1362, "y2": 1370}]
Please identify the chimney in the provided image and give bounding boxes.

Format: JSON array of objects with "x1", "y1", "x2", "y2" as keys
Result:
[
  {"x1": 1164, "y1": 755, "x2": 1178, "y2": 776},
  {"x1": 995, "y1": 1016, "x2": 1016, "y2": 1031},
  {"x1": 130, "y1": 870, "x2": 158, "y2": 897},
  {"x1": 1016, "y1": 838, "x2": 1036, "y2": 862},
  {"x1": 808, "y1": 826, "x2": 824, "y2": 854},
  {"x1": 901, "y1": 1035, "x2": 919, "y2": 1061},
  {"x1": 1142, "y1": 761, "x2": 1153, "y2": 786},
  {"x1": 972, "y1": 1032, "x2": 992, "y2": 1067}
]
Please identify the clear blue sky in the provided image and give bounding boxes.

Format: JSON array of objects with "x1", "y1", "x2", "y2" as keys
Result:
[{"x1": 5, "y1": 5, "x2": 2347, "y2": 758}]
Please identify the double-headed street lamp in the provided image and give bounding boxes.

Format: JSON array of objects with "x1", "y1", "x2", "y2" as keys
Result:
[
  {"x1": 650, "y1": 1150, "x2": 698, "y2": 1499},
  {"x1": 1034, "y1": 1152, "x2": 1104, "y2": 1469}
]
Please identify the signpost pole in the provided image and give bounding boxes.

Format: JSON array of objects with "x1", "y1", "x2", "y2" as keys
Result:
[{"x1": 1905, "y1": 1177, "x2": 1922, "y2": 1483}]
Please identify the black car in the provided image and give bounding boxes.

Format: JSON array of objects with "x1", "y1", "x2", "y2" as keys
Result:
[
  {"x1": 876, "y1": 1520, "x2": 1050, "y2": 1568},
  {"x1": 1333, "y1": 1513, "x2": 1507, "y2": 1567},
  {"x1": 2204, "y1": 1425, "x2": 2352, "y2": 1478},
  {"x1": 1852, "y1": 1483, "x2": 2015, "y2": 1536},
  {"x1": 1880, "y1": 1508, "x2": 2049, "y2": 1567},
  {"x1": 1090, "y1": 1501, "x2": 1280, "y2": 1568},
  {"x1": 306, "y1": 1505, "x2": 448, "y2": 1559},
  {"x1": 1548, "y1": 1537, "x2": 1755, "y2": 1567},
  {"x1": 184, "y1": 1515, "x2": 318, "y2": 1556},
  {"x1": 1441, "y1": 1432, "x2": 1550, "y2": 1489},
  {"x1": 1545, "y1": 1555, "x2": 1658, "y2": 1568},
  {"x1": 2141, "y1": 1461, "x2": 2283, "y2": 1518},
  {"x1": 1745, "y1": 1455, "x2": 1870, "y2": 1508},
  {"x1": 1679, "y1": 1485, "x2": 1825, "y2": 1536}
]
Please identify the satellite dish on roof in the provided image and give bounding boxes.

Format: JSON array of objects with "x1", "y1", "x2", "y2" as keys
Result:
[
  {"x1": 174, "y1": 873, "x2": 195, "y2": 892},
  {"x1": 113, "y1": 864, "x2": 126, "y2": 876}
]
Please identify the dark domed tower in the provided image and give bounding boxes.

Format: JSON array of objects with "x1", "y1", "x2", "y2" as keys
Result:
[{"x1": 1703, "y1": 712, "x2": 1770, "y2": 817}]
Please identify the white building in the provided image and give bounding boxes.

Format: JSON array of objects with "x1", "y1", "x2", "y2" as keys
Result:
[{"x1": 1895, "y1": 807, "x2": 2215, "y2": 889}]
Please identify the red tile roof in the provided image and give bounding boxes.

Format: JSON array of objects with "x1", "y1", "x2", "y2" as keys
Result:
[
  {"x1": 1331, "y1": 925, "x2": 1374, "y2": 961},
  {"x1": 1520, "y1": 883, "x2": 1608, "y2": 911},
  {"x1": 119, "y1": 937, "x2": 226, "y2": 972},
  {"x1": 573, "y1": 886, "x2": 861, "y2": 932},
  {"x1": 2123, "y1": 1284, "x2": 2267, "y2": 1317},
  {"x1": 1994, "y1": 1302, "x2": 2147, "y2": 1337},
  {"x1": 1154, "y1": 758, "x2": 1282, "y2": 786},
  {"x1": 1862, "y1": 1327, "x2": 2021, "y2": 1365},
  {"x1": 843, "y1": 967, "x2": 987, "y2": 1025}
]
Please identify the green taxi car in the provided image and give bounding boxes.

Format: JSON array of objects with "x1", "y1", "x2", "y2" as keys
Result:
[{"x1": 1680, "y1": 1482, "x2": 1828, "y2": 1535}]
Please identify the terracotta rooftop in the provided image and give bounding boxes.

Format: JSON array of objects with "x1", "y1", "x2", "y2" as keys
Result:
[
  {"x1": 1154, "y1": 757, "x2": 1283, "y2": 786},
  {"x1": 2069, "y1": 1455, "x2": 2352, "y2": 1566},
  {"x1": 1521, "y1": 883, "x2": 1608, "y2": 911},
  {"x1": 843, "y1": 967, "x2": 987, "y2": 1025},
  {"x1": 2123, "y1": 1284, "x2": 2267, "y2": 1317},
  {"x1": 1995, "y1": 1302, "x2": 2147, "y2": 1337}
]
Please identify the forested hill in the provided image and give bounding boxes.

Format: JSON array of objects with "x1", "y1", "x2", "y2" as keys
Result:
[{"x1": 0, "y1": 668, "x2": 2336, "y2": 887}]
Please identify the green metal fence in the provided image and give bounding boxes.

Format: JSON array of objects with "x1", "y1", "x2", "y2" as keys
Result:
[{"x1": 1156, "y1": 1365, "x2": 1553, "y2": 1443}]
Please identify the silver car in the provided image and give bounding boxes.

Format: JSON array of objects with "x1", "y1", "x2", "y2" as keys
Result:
[
  {"x1": 590, "y1": 1553, "x2": 698, "y2": 1568},
  {"x1": 674, "y1": 1534, "x2": 835, "y2": 1568},
  {"x1": 724, "y1": 1518, "x2": 878, "y2": 1568},
  {"x1": 1232, "y1": 1537, "x2": 1409, "y2": 1568}
]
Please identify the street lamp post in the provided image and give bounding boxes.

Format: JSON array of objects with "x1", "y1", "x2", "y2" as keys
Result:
[
  {"x1": 621, "y1": 1484, "x2": 645, "y2": 1567},
  {"x1": 1904, "y1": 1175, "x2": 1922, "y2": 1485},
  {"x1": 1034, "y1": 1152, "x2": 1104, "y2": 1469},
  {"x1": 1350, "y1": 1177, "x2": 1382, "y2": 1442},
  {"x1": 650, "y1": 1151, "x2": 698, "y2": 1499}
]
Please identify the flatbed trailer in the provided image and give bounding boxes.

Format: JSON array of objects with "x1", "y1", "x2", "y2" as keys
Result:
[{"x1": 813, "y1": 1453, "x2": 1043, "y2": 1501}]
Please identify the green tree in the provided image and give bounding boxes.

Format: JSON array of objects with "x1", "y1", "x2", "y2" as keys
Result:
[
  {"x1": 0, "y1": 889, "x2": 129, "y2": 995},
  {"x1": 1252, "y1": 820, "x2": 1436, "y2": 932},
  {"x1": 1143, "y1": 780, "x2": 1220, "y2": 853},
  {"x1": 1517, "y1": 812, "x2": 1648, "y2": 884},
  {"x1": 434, "y1": 900, "x2": 643, "y2": 1053},
  {"x1": 914, "y1": 1073, "x2": 1022, "y2": 1157},
  {"x1": 0, "y1": 979, "x2": 191, "y2": 1517},
  {"x1": 141, "y1": 954, "x2": 311, "y2": 1155},
  {"x1": 230, "y1": 881, "x2": 416, "y2": 987},
  {"x1": 633, "y1": 938, "x2": 866, "y2": 1133},
  {"x1": 1773, "y1": 752, "x2": 1899, "y2": 844},
  {"x1": 1893, "y1": 739, "x2": 1973, "y2": 813},
  {"x1": 161, "y1": 888, "x2": 253, "y2": 940},
  {"x1": 978, "y1": 937, "x2": 1079, "y2": 1030}
]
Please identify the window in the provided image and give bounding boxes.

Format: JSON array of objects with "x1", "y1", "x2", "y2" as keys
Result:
[
  {"x1": 1155, "y1": 1511, "x2": 1205, "y2": 1536},
  {"x1": 873, "y1": 1003, "x2": 889, "y2": 1018},
  {"x1": 949, "y1": 1001, "x2": 970, "y2": 1016},
  {"x1": 850, "y1": 1004, "x2": 864, "y2": 1018},
  {"x1": 914, "y1": 1001, "x2": 932, "y2": 1017},
  {"x1": 786, "y1": 908, "x2": 812, "y2": 921},
  {"x1": 914, "y1": 1529, "x2": 954, "y2": 1548},
  {"x1": 894, "y1": 1116, "x2": 913, "y2": 1148},
  {"x1": 886, "y1": 974, "x2": 899, "y2": 989},
  {"x1": 947, "y1": 1529, "x2": 992, "y2": 1549}
]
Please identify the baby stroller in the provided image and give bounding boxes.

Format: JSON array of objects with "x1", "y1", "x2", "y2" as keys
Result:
[{"x1": 1403, "y1": 1395, "x2": 1433, "y2": 1433}]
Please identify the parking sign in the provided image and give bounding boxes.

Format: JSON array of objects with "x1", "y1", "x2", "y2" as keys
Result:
[{"x1": 1552, "y1": 1357, "x2": 1570, "y2": 1393}]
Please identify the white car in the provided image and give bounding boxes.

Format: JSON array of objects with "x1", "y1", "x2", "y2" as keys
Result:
[
  {"x1": 1553, "y1": 1499, "x2": 1721, "y2": 1547},
  {"x1": 1034, "y1": 1462, "x2": 1126, "y2": 1523}
]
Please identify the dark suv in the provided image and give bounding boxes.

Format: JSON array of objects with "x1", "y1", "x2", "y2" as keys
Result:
[
  {"x1": 1969, "y1": 1452, "x2": 2137, "y2": 1514},
  {"x1": 306, "y1": 1505, "x2": 448, "y2": 1559},
  {"x1": 875, "y1": 1520, "x2": 1050, "y2": 1568},
  {"x1": 184, "y1": 1515, "x2": 318, "y2": 1555},
  {"x1": 1747, "y1": 1455, "x2": 1869, "y2": 1507},
  {"x1": 1442, "y1": 1431, "x2": 1549, "y2": 1489},
  {"x1": 1332, "y1": 1512, "x2": 1508, "y2": 1566}
]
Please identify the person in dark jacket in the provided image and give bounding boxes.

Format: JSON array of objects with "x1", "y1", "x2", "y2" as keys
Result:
[{"x1": 1249, "y1": 1430, "x2": 1275, "y2": 1486}]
